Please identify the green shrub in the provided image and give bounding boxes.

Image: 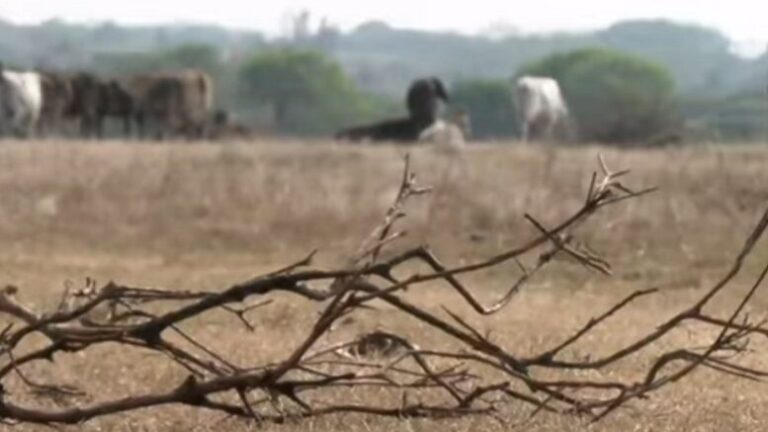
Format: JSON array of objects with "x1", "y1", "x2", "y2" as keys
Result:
[
  {"x1": 239, "y1": 49, "x2": 396, "y2": 135},
  {"x1": 450, "y1": 79, "x2": 517, "y2": 139}
]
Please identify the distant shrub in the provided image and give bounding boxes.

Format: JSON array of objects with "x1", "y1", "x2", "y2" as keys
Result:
[
  {"x1": 239, "y1": 49, "x2": 396, "y2": 135},
  {"x1": 682, "y1": 94, "x2": 768, "y2": 142},
  {"x1": 450, "y1": 79, "x2": 517, "y2": 139}
]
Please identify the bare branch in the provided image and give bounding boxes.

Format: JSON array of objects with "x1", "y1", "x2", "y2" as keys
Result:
[{"x1": 2, "y1": 154, "x2": 767, "y2": 428}]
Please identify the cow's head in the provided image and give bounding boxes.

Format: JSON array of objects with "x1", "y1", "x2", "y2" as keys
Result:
[
  {"x1": 430, "y1": 77, "x2": 449, "y2": 102},
  {"x1": 407, "y1": 77, "x2": 451, "y2": 125}
]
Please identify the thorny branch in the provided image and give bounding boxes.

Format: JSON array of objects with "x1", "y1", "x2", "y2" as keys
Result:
[{"x1": 0, "y1": 153, "x2": 767, "y2": 426}]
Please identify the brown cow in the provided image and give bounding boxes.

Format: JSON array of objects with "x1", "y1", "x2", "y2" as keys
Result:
[
  {"x1": 39, "y1": 71, "x2": 74, "y2": 136},
  {"x1": 122, "y1": 70, "x2": 214, "y2": 140},
  {"x1": 67, "y1": 73, "x2": 101, "y2": 137},
  {"x1": 98, "y1": 79, "x2": 135, "y2": 137}
]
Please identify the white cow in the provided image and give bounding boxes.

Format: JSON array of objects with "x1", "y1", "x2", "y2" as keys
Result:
[
  {"x1": 0, "y1": 64, "x2": 43, "y2": 138},
  {"x1": 514, "y1": 75, "x2": 569, "y2": 142}
]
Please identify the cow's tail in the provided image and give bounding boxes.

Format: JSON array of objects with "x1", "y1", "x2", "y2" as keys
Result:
[
  {"x1": 197, "y1": 72, "x2": 214, "y2": 113},
  {"x1": 187, "y1": 71, "x2": 213, "y2": 139}
]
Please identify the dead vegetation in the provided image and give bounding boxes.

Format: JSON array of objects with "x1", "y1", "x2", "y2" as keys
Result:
[{"x1": 1, "y1": 140, "x2": 768, "y2": 430}]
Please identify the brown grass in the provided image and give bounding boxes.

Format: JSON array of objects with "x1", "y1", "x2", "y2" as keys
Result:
[{"x1": 2, "y1": 139, "x2": 768, "y2": 431}]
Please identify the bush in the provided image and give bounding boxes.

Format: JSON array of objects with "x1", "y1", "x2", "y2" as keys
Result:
[
  {"x1": 239, "y1": 49, "x2": 396, "y2": 135},
  {"x1": 682, "y1": 94, "x2": 768, "y2": 141},
  {"x1": 450, "y1": 79, "x2": 517, "y2": 139},
  {"x1": 93, "y1": 44, "x2": 223, "y2": 75},
  {"x1": 520, "y1": 48, "x2": 679, "y2": 144}
]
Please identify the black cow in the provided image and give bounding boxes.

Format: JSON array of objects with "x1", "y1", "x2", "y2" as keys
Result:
[
  {"x1": 67, "y1": 73, "x2": 134, "y2": 138},
  {"x1": 335, "y1": 77, "x2": 449, "y2": 143},
  {"x1": 407, "y1": 76, "x2": 449, "y2": 128},
  {"x1": 97, "y1": 80, "x2": 135, "y2": 137}
]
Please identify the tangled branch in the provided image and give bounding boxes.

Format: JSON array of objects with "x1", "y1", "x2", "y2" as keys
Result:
[{"x1": 1, "y1": 153, "x2": 767, "y2": 426}]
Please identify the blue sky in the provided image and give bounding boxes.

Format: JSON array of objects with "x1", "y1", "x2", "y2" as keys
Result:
[{"x1": 1, "y1": 1, "x2": 765, "y2": 55}]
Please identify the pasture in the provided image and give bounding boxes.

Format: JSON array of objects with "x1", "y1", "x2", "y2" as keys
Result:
[{"x1": 2, "y1": 139, "x2": 768, "y2": 431}]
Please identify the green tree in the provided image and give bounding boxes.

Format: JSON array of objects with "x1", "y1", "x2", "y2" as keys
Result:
[
  {"x1": 161, "y1": 44, "x2": 222, "y2": 73},
  {"x1": 239, "y1": 49, "x2": 394, "y2": 134},
  {"x1": 682, "y1": 94, "x2": 768, "y2": 141},
  {"x1": 450, "y1": 80, "x2": 517, "y2": 139},
  {"x1": 93, "y1": 44, "x2": 222, "y2": 75},
  {"x1": 519, "y1": 48, "x2": 679, "y2": 144}
]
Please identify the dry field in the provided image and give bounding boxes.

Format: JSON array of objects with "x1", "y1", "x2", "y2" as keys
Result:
[{"x1": 2, "y1": 139, "x2": 768, "y2": 431}]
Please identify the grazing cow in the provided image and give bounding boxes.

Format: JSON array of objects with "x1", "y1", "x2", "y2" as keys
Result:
[
  {"x1": 68, "y1": 72, "x2": 104, "y2": 137},
  {"x1": 335, "y1": 77, "x2": 449, "y2": 143},
  {"x1": 514, "y1": 75, "x2": 570, "y2": 142},
  {"x1": 123, "y1": 69, "x2": 214, "y2": 140},
  {"x1": 65, "y1": 73, "x2": 135, "y2": 138},
  {"x1": 0, "y1": 63, "x2": 43, "y2": 138},
  {"x1": 97, "y1": 79, "x2": 134, "y2": 137}
]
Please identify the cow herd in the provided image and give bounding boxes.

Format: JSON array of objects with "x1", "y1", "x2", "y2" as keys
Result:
[
  {"x1": 1, "y1": 61, "x2": 569, "y2": 144},
  {"x1": 0, "y1": 63, "x2": 215, "y2": 140}
]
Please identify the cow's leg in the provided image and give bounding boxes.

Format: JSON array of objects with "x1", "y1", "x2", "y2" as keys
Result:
[
  {"x1": 9, "y1": 109, "x2": 24, "y2": 138},
  {"x1": 542, "y1": 119, "x2": 555, "y2": 142},
  {"x1": 11, "y1": 117, "x2": 23, "y2": 139},
  {"x1": 122, "y1": 115, "x2": 132, "y2": 138},
  {"x1": 28, "y1": 115, "x2": 39, "y2": 139},
  {"x1": 189, "y1": 122, "x2": 202, "y2": 142},
  {"x1": 185, "y1": 121, "x2": 200, "y2": 141},
  {"x1": 528, "y1": 118, "x2": 543, "y2": 142},
  {"x1": 158, "y1": 114, "x2": 170, "y2": 141},
  {"x1": 170, "y1": 115, "x2": 187, "y2": 142},
  {"x1": 16, "y1": 111, "x2": 33, "y2": 139},
  {"x1": 95, "y1": 116, "x2": 105, "y2": 140},
  {"x1": 558, "y1": 114, "x2": 576, "y2": 143},
  {"x1": 18, "y1": 119, "x2": 31, "y2": 139},
  {"x1": 521, "y1": 119, "x2": 530, "y2": 142},
  {"x1": 135, "y1": 113, "x2": 146, "y2": 140},
  {"x1": 78, "y1": 117, "x2": 88, "y2": 138},
  {"x1": 80, "y1": 114, "x2": 96, "y2": 139},
  {"x1": 154, "y1": 114, "x2": 166, "y2": 141},
  {"x1": 37, "y1": 115, "x2": 48, "y2": 139}
]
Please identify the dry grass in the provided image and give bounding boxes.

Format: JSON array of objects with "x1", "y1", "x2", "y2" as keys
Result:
[{"x1": 2, "y1": 139, "x2": 768, "y2": 431}]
